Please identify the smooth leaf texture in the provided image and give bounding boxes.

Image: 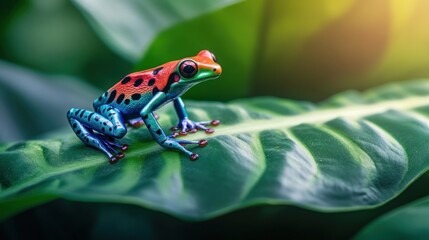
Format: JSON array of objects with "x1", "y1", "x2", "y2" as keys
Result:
[
  {"x1": 71, "y1": 0, "x2": 242, "y2": 61},
  {"x1": 3, "y1": 80, "x2": 429, "y2": 221},
  {"x1": 354, "y1": 196, "x2": 429, "y2": 239}
]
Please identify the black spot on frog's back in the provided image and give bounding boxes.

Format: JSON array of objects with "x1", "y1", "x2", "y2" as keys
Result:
[
  {"x1": 162, "y1": 73, "x2": 179, "y2": 93},
  {"x1": 121, "y1": 76, "x2": 131, "y2": 84},
  {"x1": 116, "y1": 94, "x2": 125, "y2": 104},
  {"x1": 153, "y1": 67, "x2": 163, "y2": 75},
  {"x1": 148, "y1": 78, "x2": 156, "y2": 86},
  {"x1": 106, "y1": 90, "x2": 117, "y2": 104},
  {"x1": 134, "y1": 78, "x2": 143, "y2": 87}
]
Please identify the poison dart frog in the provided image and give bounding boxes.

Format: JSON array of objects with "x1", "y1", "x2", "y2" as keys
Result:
[{"x1": 67, "y1": 50, "x2": 222, "y2": 164}]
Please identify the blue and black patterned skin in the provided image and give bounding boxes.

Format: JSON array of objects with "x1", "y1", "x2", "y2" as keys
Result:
[{"x1": 67, "y1": 50, "x2": 222, "y2": 163}]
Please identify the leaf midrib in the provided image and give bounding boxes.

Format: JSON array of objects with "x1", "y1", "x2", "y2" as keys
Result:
[
  {"x1": 211, "y1": 95, "x2": 429, "y2": 138},
  {"x1": 2, "y1": 95, "x2": 429, "y2": 201}
]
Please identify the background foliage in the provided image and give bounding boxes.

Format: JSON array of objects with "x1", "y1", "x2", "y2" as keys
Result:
[{"x1": 2, "y1": 0, "x2": 429, "y2": 239}]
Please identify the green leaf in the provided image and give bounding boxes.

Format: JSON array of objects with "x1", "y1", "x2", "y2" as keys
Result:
[
  {"x1": 3, "y1": 79, "x2": 429, "y2": 221},
  {"x1": 354, "y1": 196, "x2": 429, "y2": 239},
  {"x1": 136, "y1": 0, "x2": 264, "y2": 101},
  {"x1": 71, "y1": 0, "x2": 243, "y2": 62},
  {"x1": 74, "y1": 0, "x2": 429, "y2": 101},
  {"x1": 134, "y1": 0, "x2": 356, "y2": 101},
  {"x1": 0, "y1": 60, "x2": 99, "y2": 141},
  {"x1": 138, "y1": 0, "x2": 429, "y2": 101}
]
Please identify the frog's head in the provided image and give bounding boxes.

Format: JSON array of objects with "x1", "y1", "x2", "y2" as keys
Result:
[{"x1": 175, "y1": 50, "x2": 222, "y2": 85}]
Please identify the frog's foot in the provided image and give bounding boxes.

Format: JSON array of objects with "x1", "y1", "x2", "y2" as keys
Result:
[
  {"x1": 161, "y1": 138, "x2": 208, "y2": 161},
  {"x1": 128, "y1": 114, "x2": 159, "y2": 128},
  {"x1": 95, "y1": 134, "x2": 128, "y2": 164},
  {"x1": 96, "y1": 134, "x2": 129, "y2": 151},
  {"x1": 171, "y1": 119, "x2": 220, "y2": 136},
  {"x1": 103, "y1": 142, "x2": 127, "y2": 164}
]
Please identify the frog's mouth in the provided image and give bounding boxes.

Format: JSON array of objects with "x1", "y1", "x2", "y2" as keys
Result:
[{"x1": 178, "y1": 75, "x2": 220, "y2": 85}]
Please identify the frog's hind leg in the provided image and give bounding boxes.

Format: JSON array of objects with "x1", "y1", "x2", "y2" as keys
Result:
[
  {"x1": 67, "y1": 106, "x2": 127, "y2": 163},
  {"x1": 68, "y1": 118, "x2": 120, "y2": 162}
]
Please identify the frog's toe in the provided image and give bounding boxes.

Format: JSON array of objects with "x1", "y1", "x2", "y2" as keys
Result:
[
  {"x1": 210, "y1": 120, "x2": 221, "y2": 126},
  {"x1": 131, "y1": 122, "x2": 144, "y2": 128},
  {"x1": 121, "y1": 144, "x2": 129, "y2": 151},
  {"x1": 192, "y1": 120, "x2": 220, "y2": 133},
  {"x1": 116, "y1": 152, "x2": 125, "y2": 159},
  {"x1": 205, "y1": 128, "x2": 215, "y2": 134},
  {"x1": 174, "y1": 139, "x2": 207, "y2": 148},
  {"x1": 195, "y1": 119, "x2": 221, "y2": 126},
  {"x1": 190, "y1": 153, "x2": 199, "y2": 161},
  {"x1": 193, "y1": 123, "x2": 213, "y2": 133},
  {"x1": 168, "y1": 132, "x2": 179, "y2": 138},
  {"x1": 108, "y1": 151, "x2": 125, "y2": 164},
  {"x1": 198, "y1": 139, "x2": 208, "y2": 147},
  {"x1": 109, "y1": 156, "x2": 119, "y2": 164},
  {"x1": 129, "y1": 119, "x2": 144, "y2": 128}
]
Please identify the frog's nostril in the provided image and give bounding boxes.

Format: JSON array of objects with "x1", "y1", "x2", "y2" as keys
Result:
[{"x1": 213, "y1": 68, "x2": 217, "y2": 72}]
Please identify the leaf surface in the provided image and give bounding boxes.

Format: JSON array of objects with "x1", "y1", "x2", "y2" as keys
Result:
[
  {"x1": 354, "y1": 195, "x2": 429, "y2": 239},
  {"x1": 2, "y1": 80, "x2": 429, "y2": 221},
  {"x1": 136, "y1": 0, "x2": 429, "y2": 101},
  {"x1": 0, "y1": 60, "x2": 99, "y2": 141},
  {"x1": 71, "y1": 0, "x2": 242, "y2": 61}
]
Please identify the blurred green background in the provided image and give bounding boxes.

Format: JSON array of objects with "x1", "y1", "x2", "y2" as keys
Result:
[{"x1": 2, "y1": 0, "x2": 429, "y2": 141}]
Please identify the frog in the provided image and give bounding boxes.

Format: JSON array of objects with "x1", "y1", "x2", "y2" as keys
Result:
[{"x1": 67, "y1": 50, "x2": 222, "y2": 164}]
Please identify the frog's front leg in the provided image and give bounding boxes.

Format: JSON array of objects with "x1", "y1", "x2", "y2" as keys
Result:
[
  {"x1": 141, "y1": 93, "x2": 207, "y2": 160},
  {"x1": 171, "y1": 97, "x2": 220, "y2": 136},
  {"x1": 67, "y1": 105, "x2": 128, "y2": 164}
]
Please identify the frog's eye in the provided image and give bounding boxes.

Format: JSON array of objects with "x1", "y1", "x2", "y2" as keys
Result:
[
  {"x1": 210, "y1": 52, "x2": 217, "y2": 63},
  {"x1": 179, "y1": 60, "x2": 198, "y2": 78}
]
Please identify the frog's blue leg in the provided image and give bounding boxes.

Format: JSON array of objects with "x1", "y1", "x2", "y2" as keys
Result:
[
  {"x1": 141, "y1": 93, "x2": 207, "y2": 160},
  {"x1": 172, "y1": 97, "x2": 220, "y2": 136},
  {"x1": 67, "y1": 105, "x2": 128, "y2": 163}
]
